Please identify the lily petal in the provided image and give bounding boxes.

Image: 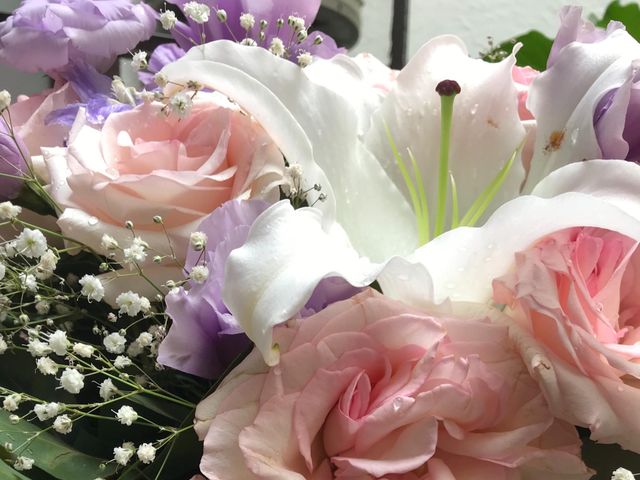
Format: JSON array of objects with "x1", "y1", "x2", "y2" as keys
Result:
[
  {"x1": 222, "y1": 200, "x2": 387, "y2": 365},
  {"x1": 161, "y1": 41, "x2": 417, "y2": 262},
  {"x1": 406, "y1": 190, "x2": 640, "y2": 306},
  {"x1": 366, "y1": 35, "x2": 526, "y2": 222}
]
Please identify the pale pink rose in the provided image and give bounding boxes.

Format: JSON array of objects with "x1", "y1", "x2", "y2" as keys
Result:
[
  {"x1": 44, "y1": 92, "x2": 284, "y2": 267},
  {"x1": 512, "y1": 65, "x2": 539, "y2": 122},
  {"x1": 494, "y1": 227, "x2": 640, "y2": 451},
  {"x1": 9, "y1": 83, "x2": 78, "y2": 156},
  {"x1": 195, "y1": 289, "x2": 589, "y2": 480}
]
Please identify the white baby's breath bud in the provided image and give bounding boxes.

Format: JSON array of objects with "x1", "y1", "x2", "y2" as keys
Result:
[
  {"x1": 35, "y1": 300, "x2": 50, "y2": 315},
  {"x1": 79, "y1": 274, "x2": 105, "y2": 302},
  {"x1": 9, "y1": 414, "x2": 19, "y2": 424},
  {"x1": 107, "y1": 313, "x2": 117, "y2": 323},
  {"x1": 183, "y1": 1, "x2": 210, "y2": 23},
  {"x1": 35, "y1": 249, "x2": 58, "y2": 280},
  {"x1": 14, "y1": 456, "x2": 34, "y2": 471},
  {"x1": 160, "y1": 9, "x2": 177, "y2": 30},
  {"x1": 137, "y1": 443, "x2": 156, "y2": 464},
  {"x1": 60, "y1": 368, "x2": 85, "y2": 394},
  {"x1": 127, "y1": 340, "x2": 144, "y2": 358},
  {"x1": 114, "y1": 355, "x2": 132, "y2": 369},
  {"x1": 215, "y1": 8, "x2": 227, "y2": 22},
  {"x1": 190, "y1": 231, "x2": 207, "y2": 250},
  {"x1": 20, "y1": 273, "x2": 37, "y2": 292},
  {"x1": 136, "y1": 332, "x2": 153, "y2": 347},
  {"x1": 0, "y1": 336, "x2": 7, "y2": 354},
  {"x1": 73, "y1": 343, "x2": 94, "y2": 358},
  {"x1": 269, "y1": 37, "x2": 285, "y2": 57},
  {"x1": 116, "y1": 405, "x2": 138, "y2": 426},
  {"x1": 53, "y1": 414, "x2": 73, "y2": 434},
  {"x1": 153, "y1": 255, "x2": 163, "y2": 264},
  {"x1": 18, "y1": 313, "x2": 29, "y2": 324},
  {"x1": 612, "y1": 468, "x2": 636, "y2": 480},
  {"x1": 189, "y1": 265, "x2": 209, "y2": 284},
  {"x1": 29, "y1": 339, "x2": 52, "y2": 358},
  {"x1": 111, "y1": 76, "x2": 136, "y2": 105},
  {"x1": 113, "y1": 442, "x2": 135, "y2": 466},
  {"x1": 240, "y1": 38, "x2": 257, "y2": 46},
  {"x1": 48, "y1": 330, "x2": 69, "y2": 356},
  {"x1": 0, "y1": 263, "x2": 5, "y2": 281},
  {"x1": 34, "y1": 402, "x2": 61, "y2": 421},
  {"x1": 0, "y1": 90, "x2": 11, "y2": 111},
  {"x1": 3, "y1": 393, "x2": 21, "y2": 412},
  {"x1": 15, "y1": 228, "x2": 47, "y2": 258},
  {"x1": 138, "y1": 90, "x2": 156, "y2": 104},
  {"x1": 296, "y1": 29, "x2": 308, "y2": 42},
  {"x1": 239, "y1": 12, "x2": 255, "y2": 30},
  {"x1": 154, "y1": 72, "x2": 168, "y2": 88},
  {"x1": 130, "y1": 50, "x2": 148, "y2": 70},
  {"x1": 288, "y1": 15, "x2": 305, "y2": 31},
  {"x1": 103, "y1": 332, "x2": 126, "y2": 354},
  {"x1": 99, "y1": 378, "x2": 118, "y2": 400},
  {"x1": 0, "y1": 201, "x2": 21, "y2": 220},
  {"x1": 297, "y1": 51, "x2": 312, "y2": 68},
  {"x1": 169, "y1": 91, "x2": 193, "y2": 117},
  {"x1": 313, "y1": 34, "x2": 323, "y2": 45},
  {"x1": 116, "y1": 291, "x2": 150, "y2": 317},
  {"x1": 101, "y1": 234, "x2": 119, "y2": 250},
  {"x1": 123, "y1": 237, "x2": 148, "y2": 264}
]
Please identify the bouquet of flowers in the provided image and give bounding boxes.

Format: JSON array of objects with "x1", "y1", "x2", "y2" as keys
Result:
[{"x1": 2, "y1": 0, "x2": 640, "y2": 478}]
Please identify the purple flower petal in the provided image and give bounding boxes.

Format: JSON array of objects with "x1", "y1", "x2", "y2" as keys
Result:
[
  {"x1": 0, "y1": 0, "x2": 157, "y2": 74},
  {"x1": 159, "y1": 198, "x2": 360, "y2": 378},
  {"x1": 0, "y1": 120, "x2": 28, "y2": 201},
  {"x1": 165, "y1": 0, "x2": 344, "y2": 64},
  {"x1": 548, "y1": 6, "x2": 625, "y2": 68}
]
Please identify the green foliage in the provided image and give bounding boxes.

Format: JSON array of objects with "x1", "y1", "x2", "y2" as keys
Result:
[
  {"x1": 596, "y1": 0, "x2": 640, "y2": 41},
  {"x1": 481, "y1": 0, "x2": 640, "y2": 71},
  {"x1": 481, "y1": 31, "x2": 553, "y2": 71},
  {"x1": 0, "y1": 411, "x2": 117, "y2": 479}
]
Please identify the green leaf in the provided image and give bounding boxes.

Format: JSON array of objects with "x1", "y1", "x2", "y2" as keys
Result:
[
  {"x1": 0, "y1": 459, "x2": 32, "y2": 480},
  {"x1": 0, "y1": 411, "x2": 116, "y2": 480},
  {"x1": 127, "y1": 393, "x2": 187, "y2": 422},
  {"x1": 483, "y1": 30, "x2": 553, "y2": 71},
  {"x1": 596, "y1": 0, "x2": 640, "y2": 41}
]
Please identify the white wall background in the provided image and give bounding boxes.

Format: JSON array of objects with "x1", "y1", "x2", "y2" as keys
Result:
[
  {"x1": 0, "y1": 0, "x2": 632, "y2": 95},
  {"x1": 354, "y1": 0, "x2": 622, "y2": 62}
]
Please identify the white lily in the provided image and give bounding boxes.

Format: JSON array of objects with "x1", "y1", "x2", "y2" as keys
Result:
[{"x1": 161, "y1": 38, "x2": 640, "y2": 365}]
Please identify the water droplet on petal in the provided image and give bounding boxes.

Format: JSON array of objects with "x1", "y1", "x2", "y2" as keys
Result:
[
  {"x1": 88, "y1": 216, "x2": 98, "y2": 226},
  {"x1": 570, "y1": 128, "x2": 579, "y2": 145}
]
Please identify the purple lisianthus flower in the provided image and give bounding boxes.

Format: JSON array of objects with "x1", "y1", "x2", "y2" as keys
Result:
[
  {"x1": 158, "y1": 199, "x2": 359, "y2": 379},
  {"x1": 46, "y1": 61, "x2": 133, "y2": 127},
  {"x1": 145, "y1": 0, "x2": 343, "y2": 78},
  {"x1": 523, "y1": 5, "x2": 640, "y2": 187},
  {"x1": 0, "y1": 120, "x2": 28, "y2": 201},
  {"x1": 0, "y1": 0, "x2": 157, "y2": 75}
]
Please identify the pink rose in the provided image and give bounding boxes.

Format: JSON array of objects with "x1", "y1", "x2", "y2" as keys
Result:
[
  {"x1": 44, "y1": 92, "x2": 284, "y2": 266},
  {"x1": 195, "y1": 289, "x2": 589, "y2": 479},
  {"x1": 494, "y1": 227, "x2": 640, "y2": 451},
  {"x1": 512, "y1": 65, "x2": 539, "y2": 122},
  {"x1": 9, "y1": 83, "x2": 78, "y2": 156}
]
